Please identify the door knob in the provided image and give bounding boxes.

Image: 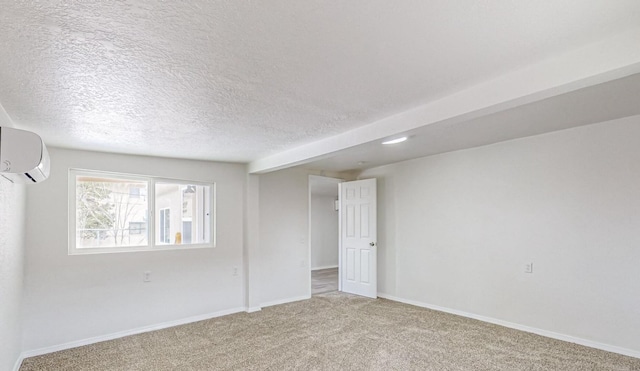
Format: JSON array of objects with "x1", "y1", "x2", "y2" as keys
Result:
[{"x1": 369, "y1": 242, "x2": 376, "y2": 246}]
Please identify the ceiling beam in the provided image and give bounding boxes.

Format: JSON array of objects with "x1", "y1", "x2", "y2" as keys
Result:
[{"x1": 249, "y1": 28, "x2": 640, "y2": 174}]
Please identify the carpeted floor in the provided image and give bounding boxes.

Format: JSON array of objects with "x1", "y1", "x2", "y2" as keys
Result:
[{"x1": 20, "y1": 292, "x2": 640, "y2": 370}]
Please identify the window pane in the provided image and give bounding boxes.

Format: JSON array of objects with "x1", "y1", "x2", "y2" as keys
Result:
[
  {"x1": 75, "y1": 176, "x2": 149, "y2": 249},
  {"x1": 159, "y1": 208, "x2": 170, "y2": 243},
  {"x1": 155, "y1": 182, "x2": 211, "y2": 245}
]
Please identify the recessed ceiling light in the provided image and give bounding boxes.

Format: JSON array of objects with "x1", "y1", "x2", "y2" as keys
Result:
[{"x1": 382, "y1": 136, "x2": 408, "y2": 145}]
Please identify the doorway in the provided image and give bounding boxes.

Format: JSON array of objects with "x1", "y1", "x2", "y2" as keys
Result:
[{"x1": 309, "y1": 175, "x2": 341, "y2": 295}]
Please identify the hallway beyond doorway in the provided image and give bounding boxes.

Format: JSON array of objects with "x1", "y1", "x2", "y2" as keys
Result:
[{"x1": 311, "y1": 268, "x2": 338, "y2": 295}]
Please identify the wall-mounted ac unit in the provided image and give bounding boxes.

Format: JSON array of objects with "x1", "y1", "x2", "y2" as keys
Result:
[{"x1": 0, "y1": 126, "x2": 50, "y2": 184}]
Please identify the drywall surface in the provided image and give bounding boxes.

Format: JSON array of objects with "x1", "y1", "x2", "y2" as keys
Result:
[
  {"x1": 22, "y1": 148, "x2": 246, "y2": 351},
  {"x1": 310, "y1": 194, "x2": 338, "y2": 269},
  {"x1": 360, "y1": 116, "x2": 640, "y2": 353},
  {"x1": 0, "y1": 181, "x2": 26, "y2": 370},
  {"x1": 258, "y1": 168, "x2": 310, "y2": 304}
]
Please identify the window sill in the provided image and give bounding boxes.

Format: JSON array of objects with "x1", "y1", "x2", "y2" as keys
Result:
[{"x1": 68, "y1": 244, "x2": 215, "y2": 255}]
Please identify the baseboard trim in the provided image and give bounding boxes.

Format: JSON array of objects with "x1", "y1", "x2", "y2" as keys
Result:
[
  {"x1": 377, "y1": 293, "x2": 640, "y2": 359},
  {"x1": 20, "y1": 306, "x2": 247, "y2": 359},
  {"x1": 246, "y1": 306, "x2": 262, "y2": 313},
  {"x1": 311, "y1": 265, "x2": 338, "y2": 271},
  {"x1": 12, "y1": 355, "x2": 23, "y2": 371},
  {"x1": 260, "y1": 295, "x2": 311, "y2": 308}
]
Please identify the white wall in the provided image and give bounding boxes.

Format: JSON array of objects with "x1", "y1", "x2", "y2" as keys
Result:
[
  {"x1": 258, "y1": 168, "x2": 310, "y2": 305},
  {"x1": 310, "y1": 193, "x2": 338, "y2": 270},
  {"x1": 360, "y1": 116, "x2": 640, "y2": 353},
  {"x1": 0, "y1": 105, "x2": 26, "y2": 370},
  {"x1": 0, "y1": 181, "x2": 26, "y2": 371},
  {"x1": 22, "y1": 148, "x2": 246, "y2": 351}
]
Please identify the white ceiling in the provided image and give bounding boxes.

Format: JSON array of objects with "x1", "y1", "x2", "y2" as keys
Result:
[{"x1": 1, "y1": 1, "x2": 640, "y2": 172}]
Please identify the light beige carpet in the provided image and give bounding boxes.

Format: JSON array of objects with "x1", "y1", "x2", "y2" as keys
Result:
[{"x1": 21, "y1": 292, "x2": 640, "y2": 370}]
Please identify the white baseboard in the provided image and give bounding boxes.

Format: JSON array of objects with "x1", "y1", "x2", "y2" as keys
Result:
[
  {"x1": 13, "y1": 355, "x2": 23, "y2": 371},
  {"x1": 260, "y1": 295, "x2": 311, "y2": 308},
  {"x1": 311, "y1": 265, "x2": 338, "y2": 271},
  {"x1": 377, "y1": 293, "x2": 640, "y2": 360},
  {"x1": 246, "y1": 306, "x2": 262, "y2": 313},
  {"x1": 19, "y1": 306, "x2": 247, "y2": 360}
]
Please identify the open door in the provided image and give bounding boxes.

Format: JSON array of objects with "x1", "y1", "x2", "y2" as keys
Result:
[{"x1": 339, "y1": 178, "x2": 377, "y2": 298}]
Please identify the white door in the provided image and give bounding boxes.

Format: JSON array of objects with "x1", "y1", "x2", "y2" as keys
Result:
[{"x1": 339, "y1": 178, "x2": 377, "y2": 298}]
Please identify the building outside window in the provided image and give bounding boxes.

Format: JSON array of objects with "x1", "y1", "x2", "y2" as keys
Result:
[{"x1": 159, "y1": 208, "x2": 170, "y2": 244}]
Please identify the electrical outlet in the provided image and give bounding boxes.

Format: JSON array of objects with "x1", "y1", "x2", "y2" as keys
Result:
[
  {"x1": 143, "y1": 271, "x2": 151, "y2": 282},
  {"x1": 524, "y1": 263, "x2": 533, "y2": 274},
  {"x1": 232, "y1": 266, "x2": 239, "y2": 276}
]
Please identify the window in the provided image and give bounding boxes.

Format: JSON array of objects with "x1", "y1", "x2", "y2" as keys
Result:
[
  {"x1": 159, "y1": 208, "x2": 170, "y2": 243},
  {"x1": 154, "y1": 182, "x2": 212, "y2": 246},
  {"x1": 129, "y1": 222, "x2": 145, "y2": 235},
  {"x1": 129, "y1": 187, "x2": 143, "y2": 198},
  {"x1": 69, "y1": 169, "x2": 215, "y2": 254}
]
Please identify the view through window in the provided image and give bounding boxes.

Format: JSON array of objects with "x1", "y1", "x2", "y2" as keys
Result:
[
  {"x1": 75, "y1": 175, "x2": 149, "y2": 249},
  {"x1": 70, "y1": 169, "x2": 214, "y2": 254}
]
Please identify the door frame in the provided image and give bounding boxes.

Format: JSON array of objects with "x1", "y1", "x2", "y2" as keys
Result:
[{"x1": 338, "y1": 182, "x2": 342, "y2": 292}]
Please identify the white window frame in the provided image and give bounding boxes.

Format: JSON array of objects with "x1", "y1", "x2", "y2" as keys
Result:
[{"x1": 69, "y1": 169, "x2": 216, "y2": 255}]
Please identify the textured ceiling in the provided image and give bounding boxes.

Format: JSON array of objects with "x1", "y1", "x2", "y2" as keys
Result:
[{"x1": 1, "y1": 1, "x2": 640, "y2": 164}]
